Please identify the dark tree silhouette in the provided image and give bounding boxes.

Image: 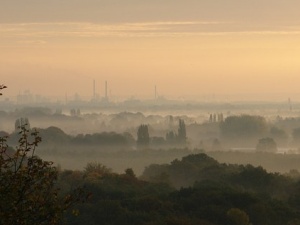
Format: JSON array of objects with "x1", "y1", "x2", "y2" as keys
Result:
[
  {"x1": 177, "y1": 119, "x2": 187, "y2": 144},
  {"x1": 0, "y1": 85, "x2": 86, "y2": 225},
  {"x1": 166, "y1": 131, "x2": 176, "y2": 144},
  {"x1": 292, "y1": 128, "x2": 300, "y2": 146},
  {"x1": 137, "y1": 124, "x2": 150, "y2": 148},
  {"x1": 256, "y1": 137, "x2": 277, "y2": 152},
  {"x1": 220, "y1": 115, "x2": 268, "y2": 139}
]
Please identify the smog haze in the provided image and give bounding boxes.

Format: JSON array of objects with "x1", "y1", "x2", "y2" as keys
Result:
[{"x1": 1, "y1": 0, "x2": 300, "y2": 101}]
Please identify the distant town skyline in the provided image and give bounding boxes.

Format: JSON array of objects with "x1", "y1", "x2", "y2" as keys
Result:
[{"x1": 1, "y1": 0, "x2": 300, "y2": 101}]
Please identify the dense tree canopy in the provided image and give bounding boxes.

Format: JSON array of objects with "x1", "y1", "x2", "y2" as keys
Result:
[
  {"x1": 220, "y1": 115, "x2": 268, "y2": 139},
  {"x1": 293, "y1": 128, "x2": 300, "y2": 146},
  {"x1": 220, "y1": 115, "x2": 268, "y2": 147},
  {"x1": 60, "y1": 153, "x2": 300, "y2": 225},
  {"x1": 256, "y1": 137, "x2": 277, "y2": 152},
  {"x1": 0, "y1": 124, "x2": 87, "y2": 225}
]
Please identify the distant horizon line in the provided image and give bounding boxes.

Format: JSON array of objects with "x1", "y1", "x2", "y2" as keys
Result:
[{"x1": 4, "y1": 91, "x2": 300, "y2": 104}]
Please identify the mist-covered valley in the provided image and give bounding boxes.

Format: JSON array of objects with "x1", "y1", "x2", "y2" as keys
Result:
[
  {"x1": 2, "y1": 102, "x2": 300, "y2": 175},
  {"x1": 4, "y1": 89, "x2": 300, "y2": 224}
]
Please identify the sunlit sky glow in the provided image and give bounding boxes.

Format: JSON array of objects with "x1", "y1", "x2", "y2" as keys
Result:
[{"x1": 1, "y1": 0, "x2": 300, "y2": 101}]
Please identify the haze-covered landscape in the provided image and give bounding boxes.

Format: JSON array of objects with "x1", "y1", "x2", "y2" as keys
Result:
[
  {"x1": 2, "y1": 100, "x2": 300, "y2": 176},
  {"x1": 2, "y1": 1, "x2": 300, "y2": 225}
]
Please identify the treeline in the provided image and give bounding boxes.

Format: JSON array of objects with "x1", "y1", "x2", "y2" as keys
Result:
[
  {"x1": 60, "y1": 153, "x2": 300, "y2": 225},
  {"x1": 193, "y1": 114, "x2": 299, "y2": 151},
  {"x1": 218, "y1": 115, "x2": 285, "y2": 149},
  {"x1": 3, "y1": 118, "x2": 188, "y2": 150},
  {"x1": 4, "y1": 126, "x2": 135, "y2": 148},
  {"x1": 6, "y1": 113, "x2": 300, "y2": 151}
]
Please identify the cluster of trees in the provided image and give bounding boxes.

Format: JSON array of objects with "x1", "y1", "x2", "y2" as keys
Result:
[
  {"x1": 0, "y1": 121, "x2": 87, "y2": 225},
  {"x1": 55, "y1": 153, "x2": 300, "y2": 225},
  {"x1": 217, "y1": 115, "x2": 292, "y2": 150},
  {"x1": 217, "y1": 114, "x2": 300, "y2": 150},
  {"x1": 139, "y1": 153, "x2": 300, "y2": 225},
  {"x1": 4, "y1": 118, "x2": 188, "y2": 151},
  {"x1": 137, "y1": 119, "x2": 187, "y2": 149},
  {"x1": 5, "y1": 125, "x2": 135, "y2": 149},
  {"x1": 256, "y1": 137, "x2": 278, "y2": 152},
  {"x1": 166, "y1": 119, "x2": 187, "y2": 145},
  {"x1": 187, "y1": 114, "x2": 300, "y2": 152},
  {"x1": 70, "y1": 108, "x2": 81, "y2": 117},
  {"x1": 71, "y1": 132, "x2": 134, "y2": 147},
  {"x1": 0, "y1": 85, "x2": 89, "y2": 224},
  {"x1": 6, "y1": 102, "x2": 300, "y2": 151},
  {"x1": 220, "y1": 115, "x2": 268, "y2": 139}
]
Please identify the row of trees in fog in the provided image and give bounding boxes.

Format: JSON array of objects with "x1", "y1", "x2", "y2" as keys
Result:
[
  {"x1": 6, "y1": 114, "x2": 300, "y2": 153},
  {"x1": 218, "y1": 114, "x2": 300, "y2": 151},
  {"x1": 5, "y1": 104, "x2": 300, "y2": 151},
  {"x1": 3, "y1": 118, "x2": 189, "y2": 150},
  {"x1": 137, "y1": 119, "x2": 187, "y2": 148}
]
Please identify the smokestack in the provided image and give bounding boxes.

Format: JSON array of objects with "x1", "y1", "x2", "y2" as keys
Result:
[{"x1": 155, "y1": 85, "x2": 157, "y2": 100}]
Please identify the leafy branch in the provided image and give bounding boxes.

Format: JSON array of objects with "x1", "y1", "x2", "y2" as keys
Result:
[
  {"x1": 0, "y1": 84, "x2": 7, "y2": 95},
  {"x1": 0, "y1": 85, "x2": 88, "y2": 225}
]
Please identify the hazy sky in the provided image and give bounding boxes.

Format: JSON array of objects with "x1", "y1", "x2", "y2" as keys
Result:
[{"x1": 1, "y1": 0, "x2": 300, "y2": 101}]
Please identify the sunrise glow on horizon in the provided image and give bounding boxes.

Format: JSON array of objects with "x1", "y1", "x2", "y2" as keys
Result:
[{"x1": 1, "y1": 0, "x2": 300, "y2": 101}]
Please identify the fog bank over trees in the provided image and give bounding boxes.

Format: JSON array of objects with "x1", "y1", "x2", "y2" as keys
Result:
[
  {"x1": 4, "y1": 86, "x2": 300, "y2": 225},
  {"x1": 2, "y1": 103, "x2": 300, "y2": 174}
]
